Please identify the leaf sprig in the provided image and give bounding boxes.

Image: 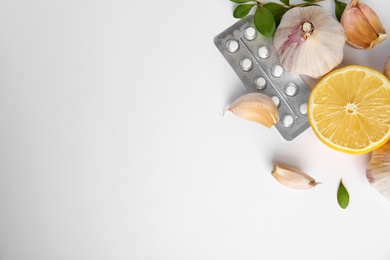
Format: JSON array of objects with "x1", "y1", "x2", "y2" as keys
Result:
[{"x1": 230, "y1": 0, "x2": 325, "y2": 37}]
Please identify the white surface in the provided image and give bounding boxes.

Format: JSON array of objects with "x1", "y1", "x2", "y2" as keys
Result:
[{"x1": 0, "y1": 1, "x2": 390, "y2": 259}]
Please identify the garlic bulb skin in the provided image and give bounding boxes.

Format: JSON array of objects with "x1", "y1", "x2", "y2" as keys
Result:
[
  {"x1": 271, "y1": 163, "x2": 319, "y2": 190},
  {"x1": 274, "y1": 6, "x2": 345, "y2": 79},
  {"x1": 227, "y1": 93, "x2": 279, "y2": 128},
  {"x1": 366, "y1": 141, "x2": 390, "y2": 201},
  {"x1": 341, "y1": 0, "x2": 387, "y2": 50}
]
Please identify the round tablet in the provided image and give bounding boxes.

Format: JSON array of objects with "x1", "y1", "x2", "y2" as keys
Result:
[
  {"x1": 271, "y1": 96, "x2": 280, "y2": 108},
  {"x1": 271, "y1": 65, "x2": 284, "y2": 78},
  {"x1": 282, "y1": 115, "x2": 294, "y2": 127},
  {"x1": 299, "y1": 103, "x2": 308, "y2": 115},
  {"x1": 285, "y1": 83, "x2": 298, "y2": 96},
  {"x1": 258, "y1": 46, "x2": 270, "y2": 59},
  {"x1": 240, "y1": 58, "x2": 253, "y2": 72},
  {"x1": 254, "y1": 77, "x2": 266, "y2": 90},
  {"x1": 226, "y1": 39, "x2": 239, "y2": 53},
  {"x1": 244, "y1": 27, "x2": 257, "y2": 40}
]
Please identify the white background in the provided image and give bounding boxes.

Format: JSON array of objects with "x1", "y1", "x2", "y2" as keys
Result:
[{"x1": 1, "y1": 0, "x2": 390, "y2": 259}]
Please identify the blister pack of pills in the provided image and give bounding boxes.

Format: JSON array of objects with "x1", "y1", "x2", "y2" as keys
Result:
[{"x1": 214, "y1": 15, "x2": 311, "y2": 141}]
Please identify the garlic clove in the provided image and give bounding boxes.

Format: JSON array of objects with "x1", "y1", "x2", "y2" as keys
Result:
[
  {"x1": 227, "y1": 93, "x2": 279, "y2": 128},
  {"x1": 271, "y1": 163, "x2": 319, "y2": 190},
  {"x1": 341, "y1": 0, "x2": 387, "y2": 49},
  {"x1": 359, "y1": 2, "x2": 386, "y2": 36},
  {"x1": 384, "y1": 56, "x2": 390, "y2": 79},
  {"x1": 366, "y1": 141, "x2": 390, "y2": 201},
  {"x1": 274, "y1": 6, "x2": 345, "y2": 78}
]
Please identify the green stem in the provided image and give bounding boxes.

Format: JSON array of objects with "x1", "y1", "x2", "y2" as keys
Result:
[{"x1": 256, "y1": 1, "x2": 263, "y2": 7}]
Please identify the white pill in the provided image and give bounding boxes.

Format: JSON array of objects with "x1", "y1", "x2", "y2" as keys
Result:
[
  {"x1": 299, "y1": 103, "x2": 308, "y2": 115},
  {"x1": 271, "y1": 65, "x2": 284, "y2": 77},
  {"x1": 282, "y1": 115, "x2": 294, "y2": 127},
  {"x1": 254, "y1": 77, "x2": 266, "y2": 90},
  {"x1": 258, "y1": 46, "x2": 270, "y2": 59},
  {"x1": 285, "y1": 83, "x2": 298, "y2": 96},
  {"x1": 271, "y1": 96, "x2": 280, "y2": 107},
  {"x1": 226, "y1": 39, "x2": 239, "y2": 53},
  {"x1": 240, "y1": 58, "x2": 253, "y2": 71},
  {"x1": 244, "y1": 27, "x2": 257, "y2": 40}
]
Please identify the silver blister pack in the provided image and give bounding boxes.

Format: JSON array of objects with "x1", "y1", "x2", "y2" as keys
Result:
[{"x1": 214, "y1": 15, "x2": 311, "y2": 141}]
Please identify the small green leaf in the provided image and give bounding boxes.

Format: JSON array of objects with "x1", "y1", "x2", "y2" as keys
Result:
[
  {"x1": 334, "y1": 0, "x2": 347, "y2": 22},
  {"x1": 263, "y1": 2, "x2": 289, "y2": 27},
  {"x1": 279, "y1": 0, "x2": 289, "y2": 5},
  {"x1": 233, "y1": 4, "x2": 256, "y2": 18},
  {"x1": 230, "y1": 0, "x2": 254, "y2": 3},
  {"x1": 254, "y1": 6, "x2": 276, "y2": 37},
  {"x1": 337, "y1": 179, "x2": 350, "y2": 209}
]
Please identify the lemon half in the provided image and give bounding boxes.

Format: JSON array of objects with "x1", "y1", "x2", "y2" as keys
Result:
[{"x1": 308, "y1": 65, "x2": 390, "y2": 154}]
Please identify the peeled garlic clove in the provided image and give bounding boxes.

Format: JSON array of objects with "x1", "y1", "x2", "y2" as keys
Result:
[
  {"x1": 227, "y1": 93, "x2": 279, "y2": 128},
  {"x1": 341, "y1": 0, "x2": 387, "y2": 49},
  {"x1": 366, "y1": 141, "x2": 390, "y2": 201},
  {"x1": 384, "y1": 56, "x2": 390, "y2": 79},
  {"x1": 271, "y1": 163, "x2": 319, "y2": 190},
  {"x1": 274, "y1": 6, "x2": 345, "y2": 79}
]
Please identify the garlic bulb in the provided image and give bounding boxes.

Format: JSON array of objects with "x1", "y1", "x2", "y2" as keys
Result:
[
  {"x1": 366, "y1": 59, "x2": 390, "y2": 201},
  {"x1": 274, "y1": 6, "x2": 345, "y2": 79},
  {"x1": 271, "y1": 163, "x2": 319, "y2": 190},
  {"x1": 341, "y1": 0, "x2": 387, "y2": 50},
  {"x1": 384, "y1": 56, "x2": 390, "y2": 79},
  {"x1": 366, "y1": 141, "x2": 390, "y2": 201},
  {"x1": 227, "y1": 93, "x2": 279, "y2": 128}
]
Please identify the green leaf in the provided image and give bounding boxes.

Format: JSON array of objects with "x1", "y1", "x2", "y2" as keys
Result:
[
  {"x1": 254, "y1": 6, "x2": 276, "y2": 37},
  {"x1": 263, "y1": 2, "x2": 289, "y2": 27},
  {"x1": 334, "y1": 0, "x2": 347, "y2": 22},
  {"x1": 337, "y1": 179, "x2": 350, "y2": 209},
  {"x1": 233, "y1": 4, "x2": 256, "y2": 18},
  {"x1": 279, "y1": 0, "x2": 289, "y2": 5},
  {"x1": 230, "y1": 0, "x2": 254, "y2": 3}
]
